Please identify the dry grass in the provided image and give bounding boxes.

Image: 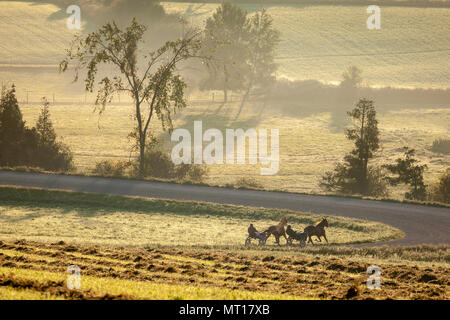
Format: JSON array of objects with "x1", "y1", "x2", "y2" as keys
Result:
[{"x1": 0, "y1": 239, "x2": 448, "y2": 300}]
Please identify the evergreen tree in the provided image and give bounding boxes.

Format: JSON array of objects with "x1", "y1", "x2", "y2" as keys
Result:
[
  {"x1": 0, "y1": 87, "x2": 73, "y2": 171},
  {"x1": 35, "y1": 98, "x2": 56, "y2": 146},
  {"x1": 321, "y1": 98, "x2": 383, "y2": 196},
  {"x1": 0, "y1": 85, "x2": 26, "y2": 166},
  {"x1": 33, "y1": 98, "x2": 74, "y2": 171}
]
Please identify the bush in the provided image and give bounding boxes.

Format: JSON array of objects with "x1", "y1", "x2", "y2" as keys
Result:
[
  {"x1": 430, "y1": 138, "x2": 450, "y2": 155},
  {"x1": 233, "y1": 177, "x2": 263, "y2": 189},
  {"x1": 429, "y1": 168, "x2": 450, "y2": 204},
  {"x1": 366, "y1": 167, "x2": 389, "y2": 198},
  {"x1": 321, "y1": 165, "x2": 388, "y2": 197},
  {"x1": 93, "y1": 160, "x2": 131, "y2": 177},
  {"x1": 177, "y1": 163, "x2": 208, "y2": 182},
  {"x1": 136, "y1": 146, "x2": 208, "y2": 182},
  {"x1": 140, "y1": 149, "x2": 176, "y2": 179}
]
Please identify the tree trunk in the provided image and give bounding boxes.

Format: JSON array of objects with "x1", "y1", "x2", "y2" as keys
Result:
[
  {"x1": 234, "y1": 85, "x2": 251, "y2": 120},
  {"x1": 360, "y1": 107, "x2": 367, "y2": 194},
  {"x1": 139, "y1": 136, "x2": 146, "y2": 178},
  {"x1": 223, "y1": 89, "x2": 228, "y2": 103},
  {"x1": 361, "y1": 158, "x2": 368, "y2": 195}
]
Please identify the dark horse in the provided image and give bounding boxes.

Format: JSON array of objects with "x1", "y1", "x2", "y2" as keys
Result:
[
  {"x1": 304, "y1": 218, "x2": 329, "y2": 245},
  {"x1": 263, "y1": 217, "x2": 288, "y2": 246}
]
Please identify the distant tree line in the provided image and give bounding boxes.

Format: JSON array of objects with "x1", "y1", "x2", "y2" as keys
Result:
[{"x1": 0, "y1": 86, "x2": 73, "y2": 171}]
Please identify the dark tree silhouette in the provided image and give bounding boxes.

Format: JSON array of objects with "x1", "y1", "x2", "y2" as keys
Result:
[
  {"x1": 0, "y1": 87, "x2": 73, "y2": 171},
  {"x1": 0, "y1": 86, "x2": 26, "y2": 166},
  {"x1": 321, "y1": 98, "x2": 383, "y2": 196}
]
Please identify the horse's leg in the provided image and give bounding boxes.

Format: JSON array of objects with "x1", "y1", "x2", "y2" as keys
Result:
[
  {"x1": 323, "y1": 234, "x2": 328, "y2": 244},
  {"x1": 316, "y1": 235, "x2": 322, "y2": 242},
  {"x1": 275, "y1": 235, "x2": 280, "y2": 246},
  {"x1": 308, "y1": 235, "x2": 314, "y2": 245},
  {"x1": 283, "y1": 232, "x2": 288, "y2": 246}
]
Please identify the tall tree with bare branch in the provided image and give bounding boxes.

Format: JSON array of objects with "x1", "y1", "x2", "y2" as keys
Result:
[
  {"x1": 320, "y1": 98, "x2": 381, "y2": 196},
  {"x1": 60, "y1": 19, "x2": 202, "y2": 177}
]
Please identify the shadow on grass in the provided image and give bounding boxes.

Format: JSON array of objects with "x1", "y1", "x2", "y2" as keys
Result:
[{"x1": 0, "y1": 186, "x2": 364, "y2": 229}]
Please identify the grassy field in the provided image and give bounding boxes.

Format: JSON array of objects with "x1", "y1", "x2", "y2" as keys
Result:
[
  {"x1": 1, "y1": 187, "x2": 448, "y2": 300},
  {"x1": 0, "y1": 186, "x2": 403, "y2": 246},
  {"x1": 163, "y1": 2, "x2": 450, "y2": 88},
  {"x1": 0, "y1": 1, "x2": 448, "y2": 301},
  {"x1": 1, "y1": 1, "x2": 450, "y2": 102},
  {"x1": 0, "y1": 239, "x2": 448, "y2": 299},
  {"x1": 18, "y1": 100, "x2": 450, "y2": 198}
]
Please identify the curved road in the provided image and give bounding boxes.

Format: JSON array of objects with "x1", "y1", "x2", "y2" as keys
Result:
[{"x1": 0, "y1": 170, "x2": 449, "y2": 246}]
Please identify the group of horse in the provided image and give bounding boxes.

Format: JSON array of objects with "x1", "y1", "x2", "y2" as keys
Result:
[{"x1": 245, "y1": 217, "x2": 329, "y2": 247}]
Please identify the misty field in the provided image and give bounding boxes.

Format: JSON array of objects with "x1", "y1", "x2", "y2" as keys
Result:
[
  {"x1": 1, "y1": 1, "x2": 448, "y2": 199},
  {"x1": 1, "y1": 1, "x2": 449, "y2": 302},
  {"x1": 1, "y1": 1, "x2": 450, "y2": 102},
  {"x1": 0, "y1": 187, "x2": 403, "y2": 246},
  {"x1": 162, "y1": 2, "x2": 450, "y2": 88},
  {"x1": 18, "y1": 100, "x2": 450, "y2": 198}
]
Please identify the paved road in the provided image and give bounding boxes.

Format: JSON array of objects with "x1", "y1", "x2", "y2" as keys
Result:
[{"x1": 0, "y1": 170, "x2": 449, "y2": 245}]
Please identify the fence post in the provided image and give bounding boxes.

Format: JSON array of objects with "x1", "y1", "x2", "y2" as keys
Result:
[{"x1": 26, "y1": 90, "x2": 31, "y2": 104}]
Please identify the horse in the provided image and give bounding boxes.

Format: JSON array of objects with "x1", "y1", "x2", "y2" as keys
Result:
[
  {"x1": 286, "y1": 225, "x2": 308, "y2": 247},
  {"x1": 304, "y1": 218, "x2": 329, "y2": 245},
  {"x1": 263, "y1": 217, "x2": 288, "y2": 246},
  {"x1": 245, "y1": 224, "x2": 269, "y2": 246}
]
